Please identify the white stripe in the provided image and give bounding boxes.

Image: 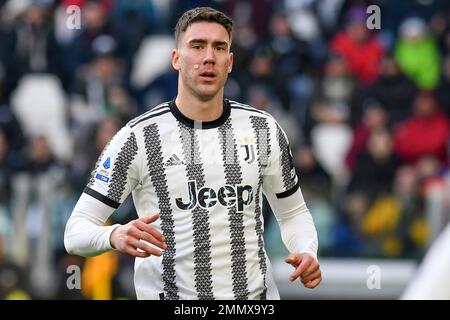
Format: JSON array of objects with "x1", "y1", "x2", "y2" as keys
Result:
[
  {"x1": 129, "y1": 103, "x2": 170, "y2": 126},
  {"x1": 229, "y1": 101, "x2": 272, "y2": 117}
]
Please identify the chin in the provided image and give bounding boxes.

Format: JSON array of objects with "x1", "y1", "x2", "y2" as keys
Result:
[{"x1": 195, "y1": 87, "x2": 221, "y2": 100}]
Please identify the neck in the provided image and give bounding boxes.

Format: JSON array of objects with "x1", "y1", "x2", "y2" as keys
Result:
[{"x1": 175, "y1": 87, "x2": 224, "y2": 122}]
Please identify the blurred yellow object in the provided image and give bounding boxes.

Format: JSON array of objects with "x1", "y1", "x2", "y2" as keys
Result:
[
  {"x1": 409, "y1": 218, "x2": 429, "y2": 247},
  {"x1": 361, "y1": 196, "x2": 401, "y2": 235},
  {"x1": 383, "y1": 236, "x2": 402, "y2": 257},
  {"x1": 81, "y1": 250, "x2": 118, "y2": 300},
  {"x1": 5, "y1": 289, "x2": 31, "y2": 300},
  {"x1": 81, "y1": 219, "x2": 118, "y2": 300}
]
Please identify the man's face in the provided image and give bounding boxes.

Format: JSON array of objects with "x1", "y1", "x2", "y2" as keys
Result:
[{"x1": 172, "y1": 22, "x2": 233, "y2": 101}]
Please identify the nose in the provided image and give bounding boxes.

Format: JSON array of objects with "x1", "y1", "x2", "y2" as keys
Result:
[{"x1": 203, "y1": 45, "x2": 215, "y2": 65}]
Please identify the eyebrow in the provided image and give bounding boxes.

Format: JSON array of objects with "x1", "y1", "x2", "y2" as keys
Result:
[{"x1": 188, "y1": 39, "x2": 229, "y2": 47}]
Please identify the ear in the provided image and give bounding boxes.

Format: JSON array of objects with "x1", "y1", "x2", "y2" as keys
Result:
[
  {"x1": 172, "y1": 49, "x2": 181, "y2": 71},
  {"x1": 228, "y1": 52, "x2": 234, "y2": 73}
]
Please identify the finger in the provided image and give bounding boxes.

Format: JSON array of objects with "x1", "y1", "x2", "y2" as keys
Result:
[
  {"x1": 135, "y1": 220, "x2": 165, "y2": 242},
  {"x1": 136, "y1": 230, "x2": 167, "y2": 250},
  {"x1": 123, "y1": 245, "x2": 150, "y2": 258},
  {"x1": 305, "y1": 276, "x2": 322, "y2": 289},
  {"x1": 301, "y1": 269, "x2": 321, "y2": 285},
  {"x1": 290, "y1": 257, "x2": 312, "y2": 282},
  {"x1": 129, "y1": 238, "x2": 163, "y2": 257},
  {"x1": 140, "y1": 213, "x2": 160, "y2": 225},
  {"x1": 299, "y1": 261, "x2": 319, "y2": 279}
]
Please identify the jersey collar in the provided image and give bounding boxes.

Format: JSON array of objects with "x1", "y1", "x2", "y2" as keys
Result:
[{"x1": 169, "y1": 99, "x2": 231, "y2": 129}]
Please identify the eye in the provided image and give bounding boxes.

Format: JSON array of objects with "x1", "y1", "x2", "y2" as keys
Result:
[
  {"x1": 216, "y1": 46, "x2": 226, "y2": 51},
  {"x1": 192, "y1": 45, "x2": 203, "y2": 50}
]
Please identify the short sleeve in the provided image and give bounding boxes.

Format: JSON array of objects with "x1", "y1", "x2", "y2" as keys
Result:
[
  {"x1": 83, "y1": 125, "x2": 140, "y2": 208},
  {"x1": 262, "y1": 122, "x2": 300, "y2": 199}
]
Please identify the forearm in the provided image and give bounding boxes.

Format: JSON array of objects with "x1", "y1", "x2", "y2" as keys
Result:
[
  {"x1": 266, "y1": 188, "x2": 318, "y2": 257},
  {"x1": 279, "y1": 203, "x2": 318, "y2": 257},
  {"x1": 64, "y1": 193, "x2": 120, "y2": 257}
]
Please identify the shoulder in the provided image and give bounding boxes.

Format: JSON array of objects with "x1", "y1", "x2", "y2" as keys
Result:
[
  {"x1": 126, "y1": 101, "x2": 172, "y2": 130},
  {"x1": 228, "y1": 99, "x2": 287, "y2": 132},
  {"x1": 227, "y1": 99, "x2": 275, "y2": 121}
]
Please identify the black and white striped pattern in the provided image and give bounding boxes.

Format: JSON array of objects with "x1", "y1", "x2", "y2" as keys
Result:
[
  {"x1": 218, "y1": 118, "x2": 249, "y2": 300},
  {"x1": 107, "y1": 132, "x2": 138, "y2": 203},
  {"x1": 276, "y1": 124, "x2": 296, "y2": 190},
  {"x1": 129, "y1": 102, "x2": 170, "y2": 128},
  {"x1": 178, "y1": 123, "x2": 214, "y2": 300},
  {"x1": 143, "y1": 123, "x2": 178, "y2": 300},
  {"x1": 82, "y1": 99, "x2": 303, "y2": 299},
  {"x1": 250, "y1": 115, "x2": 271, "y2": 299}
]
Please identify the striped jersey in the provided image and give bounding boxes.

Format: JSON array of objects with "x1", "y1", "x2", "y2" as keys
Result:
[{"x1": 84, "y1": 99, "x2": 303, "y2": 300}]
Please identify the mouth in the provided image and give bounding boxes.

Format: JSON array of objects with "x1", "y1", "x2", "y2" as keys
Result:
[{"x1": 199, "y1": 71, "x2": 217, "y2": 81}]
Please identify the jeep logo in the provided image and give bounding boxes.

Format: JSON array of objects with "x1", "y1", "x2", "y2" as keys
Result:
[{"x1": 175, "y1": 181, "x2": 254, "y2": 212}]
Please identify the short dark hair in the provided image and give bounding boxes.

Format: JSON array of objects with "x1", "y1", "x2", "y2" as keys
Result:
[{"x1": 174, "y1": 7, "x2": 233, "y2": 44}]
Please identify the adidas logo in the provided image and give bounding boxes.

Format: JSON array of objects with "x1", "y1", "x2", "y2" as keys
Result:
[{"x1": 165, "y1": 154, "x2": 185, "y2": 166}]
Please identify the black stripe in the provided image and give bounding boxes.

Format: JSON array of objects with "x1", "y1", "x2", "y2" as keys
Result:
[
  {"x1": 276, "y1": 124, "x2": 297, "y2": 191},
  {"x1": 275, "y1": 178, "x2": 301, "y2": 199},
  {"x1": 129, "y1": 103, "x2": 169, "y2": 126},
  {"x1": 218, "y1": 118, "x2": 249, "y2": 300},
  {"x1": 250, "y1": 115, "x2": 270, "y2": 299},
  {"x1": 129, "y1": 109, "x2": 171, "y2": 128},
  {"x1": 143, "y1": 123, "x2": 179, "y2": 299},
  {"x1": 178, "y1": 123, "x2": 214, "y2": 299},
  {"x1": 106, "y1": 132, "x2": 138, "y2": 203},
  {"x1": 230, "y1": 105, "x2": 266, "y2": 115},
  {"x1": 84, "y1": 187, "x2": 120, "y2": 208}
]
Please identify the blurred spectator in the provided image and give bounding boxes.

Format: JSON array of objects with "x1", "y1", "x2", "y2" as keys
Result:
[
  {"x1": 294, "y1": 144, "x2": 332, "y2": 200},
  {"x1": 345, "y1": 99, "x2": 389, "y2": 171},
  {"x1": 0, "y1": 102, "x2": 28, "y2": 173},
  {"x1": 70, "y1": 35, "x2": 132, "y2": 127},
  {"x1": 66, "y1": 0, "x2": 121, "y2": 80},
  {"x1": 249, "y1": 11, "x2": 315, "y2": 126},
  {"x1": 0, "y1": 129, "x2": 9, "y2": 203},
  {"x1": 348, "y1": 128, "x2": 402, "y2": 200},
  {"x1": 0, "y1": 130, "x2": 12, "y2": 264},
  {"x1": 366, "y1": 53, "x2": 418, "y2": 126},
  {"x1": 395, "y1": 17, "x2": 441, "y2": 90},
  {"x1": 330, "y1": 5, "x2": 384, "y2": 85},
  {"x1": 429, "y1": 7, "x2": 450, "y2": 55},
  {"x1": 10, "y1": 135, "x2": 63, "y2": 297},
  {"x1": 281, "y1": 0, "x2": 321, "y2": 41},
  {"x1": 310, "y1": 100, "x2": 353, "y2": 187},
  {"x1": 394, "y1": 90, "x2": 450, "y2": 164},
  {"x1": 222, "y1": 0, "x2": 273, "y2": 39},
  {"x1": 310, "y1": 52, "x2": 361, "y2": 128},
  {"x1": 0, "y1": 0, "x2": 67, "y2": 96},
  {"x1": 436, "y1": 54, "x2": 450, "y2": 117}
]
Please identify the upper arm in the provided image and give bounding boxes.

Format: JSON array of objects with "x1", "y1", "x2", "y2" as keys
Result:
[
  {"x1": 84, "y1": 124, "x2": 141, "y2": 209},
  {"x1": 262, "y1": 121, "x2": 300, "y2": 200}
]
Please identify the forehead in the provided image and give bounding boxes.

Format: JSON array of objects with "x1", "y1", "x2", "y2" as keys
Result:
[{"x1": 181, "y1": 21, "x2": 230, "y2": 44}]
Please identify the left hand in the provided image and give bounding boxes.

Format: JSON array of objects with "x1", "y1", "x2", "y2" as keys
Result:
[{"x1": 285, "y1": 252, "x2": 322, "y2": 289}]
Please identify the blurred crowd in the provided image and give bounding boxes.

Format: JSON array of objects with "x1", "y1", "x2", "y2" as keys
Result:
[{"x1": 0, "y1": 0, "x2": 449, "y2": 299}]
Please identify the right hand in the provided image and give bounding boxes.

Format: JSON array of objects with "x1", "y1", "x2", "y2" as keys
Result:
[{"x1": 110, "y1": 214, "x2": 167, "y2": 258}]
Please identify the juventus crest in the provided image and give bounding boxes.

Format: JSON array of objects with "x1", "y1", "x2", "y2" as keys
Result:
[{"x1": 240, "y1": 144, "x2": 255, "y2": 164}]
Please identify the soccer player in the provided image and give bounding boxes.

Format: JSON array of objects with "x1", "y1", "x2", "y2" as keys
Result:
[{"x1": 64, "y1": 7, "x2": 321, "y2": 300}]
